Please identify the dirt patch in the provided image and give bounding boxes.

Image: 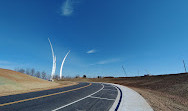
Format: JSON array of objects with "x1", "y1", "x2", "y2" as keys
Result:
[
  {"x1": 130, "y1": 87, "x2": 188, "y2": 111},
  {"x1": 0, "y1": 68, "x2": 77, "y2": 96}
]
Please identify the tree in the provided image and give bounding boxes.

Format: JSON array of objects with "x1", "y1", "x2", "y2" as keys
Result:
[
  {"x1": 25, "y1": 68, "x2": 30, "y2": 75},
  {"x1": 75, "y1": 75, "x2": 80, "y2": 78},
  {"x1": 35, "y1": 71, "x2": 41, "y2": 78},
  {"x1": 83, "y1": 75, "x2": 87, "y2": 78},
  {"x1": 41, "y1": 71, "x2": 46, "y2": 80},
  {"x1": 97, "y1": 76, "x2": 101, "y2": 78},
  {"x1": 18, "y1": 68, "x2": 25, "y2": 73},
  {"x1": 54, "y1": 75, "x2": 59, "y2": 79},
  {"x1": 31, "y1": 68, "x2": 35, "y2": 76}
]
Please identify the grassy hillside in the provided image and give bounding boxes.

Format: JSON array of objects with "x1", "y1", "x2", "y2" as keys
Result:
[{"x1": 0, "y1": 68, "x2": 75, "y2": 96}]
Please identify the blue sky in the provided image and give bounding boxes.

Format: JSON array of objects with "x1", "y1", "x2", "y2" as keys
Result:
[{"x1": 0, "y1": 0, "x2": 188, "y2": 77}]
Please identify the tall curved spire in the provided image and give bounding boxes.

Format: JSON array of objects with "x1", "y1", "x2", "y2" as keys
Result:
[
  {"x1": 60, "y1": 50, "x2": 70, "y2": 79},
  {"x1": 48, "y1": 38, "x2": 56, "y2": 81}
]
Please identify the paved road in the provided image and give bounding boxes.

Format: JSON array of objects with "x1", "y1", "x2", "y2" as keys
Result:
[{"x1": 0, "y1": 82, "x2": 118, "y2": 111}]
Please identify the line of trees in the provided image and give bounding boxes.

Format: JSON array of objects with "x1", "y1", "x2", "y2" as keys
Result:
[
  {"x1": 14, "y1": 68, "x2": 48, "y2": 80},
  {"x1": 14, "y1": 68, "x2": 93, "y2": 80}
]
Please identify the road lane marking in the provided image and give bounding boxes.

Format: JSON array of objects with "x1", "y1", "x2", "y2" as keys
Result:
[
  {"x1": 0, "y1": 83, "x2": 92, "y2": 107},
  {"x1": 102, "y1": 89, "x2": 117, "y2": 91},
  {"x1": 108, "y1": 84, "x2": 121, "y2": 111},
  {"x1": 52, "y1": 83, "x2": 105, "y2": 111},
  {"x1": 89, "y1": 96, "x2": 115, "y2": 101},
  {"x1": 103, "y1": 86, "x2": 114, "y2": 87}
]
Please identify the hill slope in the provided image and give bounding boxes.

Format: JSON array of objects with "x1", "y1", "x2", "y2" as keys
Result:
[{"x1": 0, "y1": 68, "x2": 61, "y2": 96}]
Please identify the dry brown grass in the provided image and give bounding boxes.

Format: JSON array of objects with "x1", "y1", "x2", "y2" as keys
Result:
[
  {"x1": 0, "y1": 68, "x2": 76, "y2": 96},
  {"x1": 62, "y1": 73, "x2": 188, "y2": 111}
]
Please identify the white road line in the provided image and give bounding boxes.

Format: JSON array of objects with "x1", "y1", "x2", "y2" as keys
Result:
[
  {"x1": 51, "y1": 83, "x2": 105, "y2": 111},
  {"x1": 104, "y1": 86, "x2": 114, "y2": 87},
  {"x1": 109, "y1": 84, "x2": 120, "y2": 111},
  {"x1": 102, "y1": 89, "x2": 117, "y2": 91},
  {"x1": 89, "y1": 96, "x2": 115, "y2": 101}
]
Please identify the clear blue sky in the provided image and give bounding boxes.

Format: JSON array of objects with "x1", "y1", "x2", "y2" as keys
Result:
[{"x1": 0, "y1": 0, "x2": 188, "y2": 77}]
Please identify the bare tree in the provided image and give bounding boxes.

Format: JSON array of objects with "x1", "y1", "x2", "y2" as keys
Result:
[
  {"x1": 75, "y1": 75, "x2": 80, "y2": 78},
  {"x1": 64, "y1": 76, "x2": 72, "y2": 79},
  {"x1": 31, "y1": 68, "x2": 35, "y2": 76},
  {"x1": 41, "y1": 71, "x2": 46, "y2": 80},
  {"x1": 25, "y1": 68, "x2": 30, "y2": 75},
  {"x1": 54, "y1": 75, "x2": 59, "y2": 79},
  {"x1": 18, "y1": 68, "x2": 25, "y2": 73},
  {"x1": 35, "y1": 71, "x2": 41, "y2": 78}
]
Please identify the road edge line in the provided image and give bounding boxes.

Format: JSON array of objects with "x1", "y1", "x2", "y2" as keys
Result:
[
  {"x1": 108, "y1": 84, "x2": 121, "y2": 111},
  {"x1": 114, "y1": 86, "x2": 122, "y2": 111}
]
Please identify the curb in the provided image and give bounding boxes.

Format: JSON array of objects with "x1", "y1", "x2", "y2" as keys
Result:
[
  {"x1": 114, "y1": 86, "x2": 122, "y2": 111},
  {"x1": 109, "y1": 84, "x2": 121, "y2": 111},
  {"x1": 108, "y1": 83, "x2": 153, "y2": 111}
]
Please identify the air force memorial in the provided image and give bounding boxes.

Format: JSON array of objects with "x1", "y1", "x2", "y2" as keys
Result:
[{"x1": 48, "y1": 38, "x2": 70, "y2": 81}]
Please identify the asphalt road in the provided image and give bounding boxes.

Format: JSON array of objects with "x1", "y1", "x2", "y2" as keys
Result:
[{"x1": 0, "y1": 82, "x2": 118, "y2": 111}]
